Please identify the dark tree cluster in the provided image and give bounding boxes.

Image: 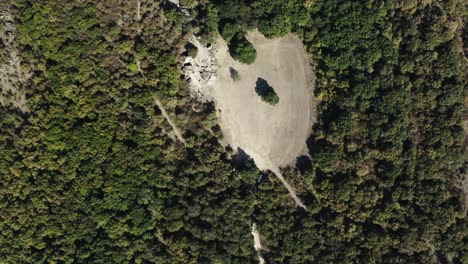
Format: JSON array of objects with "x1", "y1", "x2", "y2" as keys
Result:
[
  {"x1": 253, "y1": 0, "x2": 467, "y2": 263},
  {"x1": 0, "y1": 1, "x2": 259, "y2": 263}
]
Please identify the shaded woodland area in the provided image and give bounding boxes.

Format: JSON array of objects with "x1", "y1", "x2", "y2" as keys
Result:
[
  {"x1": 1, "y1": 1, "x2": 258, "y2": 263},
  {"x1": 0, "y1": 0, "x2": 466, "y2": 263}
]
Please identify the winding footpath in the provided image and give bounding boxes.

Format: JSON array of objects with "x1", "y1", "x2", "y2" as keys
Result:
[{"x1": 251, "y1": 223, "x2": 266, "y2": 264}]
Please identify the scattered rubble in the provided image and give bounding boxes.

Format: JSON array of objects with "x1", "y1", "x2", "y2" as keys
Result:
[
  {"x1": 0, "y1": 7, "x2": 30, "y2": 112},
  {"x1": 183, "y1": 34, "x2": 218, "y2": 102}
]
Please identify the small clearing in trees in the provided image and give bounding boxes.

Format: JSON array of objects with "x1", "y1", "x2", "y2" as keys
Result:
[{"x1": 185, "y1": 30, "x2": 316, "y2": 208}]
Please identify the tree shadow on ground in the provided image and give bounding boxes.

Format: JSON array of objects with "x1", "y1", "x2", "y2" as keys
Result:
[
  {"x1": 229, "y1": 67, "x2": 240, "y2": 81},
  {"x1": 255, "y1": 77, "x2": 274, "y2": 96},
  {"x1": 231, "y1": 147, "x2": 253, "y2": 169}
]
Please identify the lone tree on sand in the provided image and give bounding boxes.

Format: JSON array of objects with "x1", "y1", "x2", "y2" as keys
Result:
[{"x1": 255, "y1": 78, "x2": 279, "y2": 106}]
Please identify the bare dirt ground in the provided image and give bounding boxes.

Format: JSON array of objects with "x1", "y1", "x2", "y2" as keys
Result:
[
  {"x1": 211, "y1": 30, "x2": 316, "y2": 174},
  {"x1": 167, "y1": 0, "x2": 180, "y2": 7}
]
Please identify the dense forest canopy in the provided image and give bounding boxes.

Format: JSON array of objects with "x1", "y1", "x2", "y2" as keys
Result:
[{"x1": 0, "y1": 0, "x2": 466, "y2": 263}]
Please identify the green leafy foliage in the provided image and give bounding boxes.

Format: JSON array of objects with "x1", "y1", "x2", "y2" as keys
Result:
[
  {"x1": 185, "y1": 42, "x2": 198, "y2": 58},
  {"x1": 213, "y1": 0, "x2": 308, "y2": 62},
  {"x1": 213, "y1": 0, "x2": 309, "y2": 39},
  {"x1": 261, "y1": 92, "x2": 279, "y2": 106},
  {"x1": 255, "y1": 78, "x2": 279, "y2": 106},
  {"x1": 229, "y1": 33, "x2": 256, "y2": 64},
  {"x1": 254, "y1": 0, "x2": 466, "y2": 262},
  {"x1": 195, "y1": 2, "x2": 219, "y2": 45},
  {"x1": 0, "y1": 1, "x2": 258, "y2": 262}
]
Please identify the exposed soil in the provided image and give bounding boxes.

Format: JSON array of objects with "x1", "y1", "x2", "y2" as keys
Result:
[
  {"x1": 212, "y1": 30, "x2": 315, "y2": 172},
  {"x1": 251, "y1": 223, "x2": 266, "y2": 264}
]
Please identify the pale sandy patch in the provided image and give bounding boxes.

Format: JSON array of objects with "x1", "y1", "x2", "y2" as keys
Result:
[{"x1": 211, "y1": 30, "x2": 316, "y2": 172}]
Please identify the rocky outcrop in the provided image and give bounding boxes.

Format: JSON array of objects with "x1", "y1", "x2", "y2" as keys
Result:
[
  {"x1": 183, "y1": 35, "x2": 218, "y2": 102},
  {"x1": 0, "y1": 7, "x2": 30, "y2": 112}
]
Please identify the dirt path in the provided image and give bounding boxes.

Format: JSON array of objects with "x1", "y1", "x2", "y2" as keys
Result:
[
  {"x1": 251, "y1": 223, "x2": 266, "y2": 264},
  {"x1": 185, "y1": 28, "x2": 315, "y2": 263},
  {"x1": 136, "y1": 59, "x2": 186, "y2": 145},
  {"x1": 167, "y1": 0, "x2": 180, "y2": 8},
  {"x1": 153, "y1": 97, "x2": 186, "y2": 145},
  {"x1": 131, "y1": 3, "x2": 186, "y2": 146},
  {"x1": 135, "y1": 0, "x2": 142, "y2": 34},
  {"x1": 270, "y1": 167, "x2": 307, "y2": 209}
]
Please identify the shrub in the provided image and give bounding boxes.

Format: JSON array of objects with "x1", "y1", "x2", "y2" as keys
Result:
[
  {"x1": 229, "y1": 33, "x2": 256, "y2": 64},
  {"x1": 255, "y1": 78, "x2": 279, "y2": 106},
  {"x1": 262, "y1": 91, "x2": 279, "y2": 105}
]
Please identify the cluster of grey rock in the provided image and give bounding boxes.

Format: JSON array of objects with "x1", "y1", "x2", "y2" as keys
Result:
[
  {"x1": 0, "y1": 7, "x2": 29, "y2": 112},
  {"x1": 182, "y1": 36, "x2": 218, "y2": 102}
]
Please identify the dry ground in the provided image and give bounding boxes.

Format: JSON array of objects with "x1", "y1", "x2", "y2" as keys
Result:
[{"x1": 212, "y1": 30, "x2": 316, "y2": 173}]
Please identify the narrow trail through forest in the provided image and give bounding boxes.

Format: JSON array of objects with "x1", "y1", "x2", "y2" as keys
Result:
[
  {"x1": 153, "y1": 97, "x2": 186, "y2": 145},
  {"x1": 202, "y1": 32, "x2": 312, "y2": 210},
  {"x1": 270, "y1": 166, "x2": 307, "y2": 210},
  {"x1": 133, "y1": 3, "x2": 186, "y2": 146},
  {"x1": 136, "y1": 59, "x2": 186, "y2": 145},
  {"x1": 184, "y1": 31, "x2": 311, "y2": 262},
  {"x1": 251, "y1": 223, "x2": 266, "y2": 264}
]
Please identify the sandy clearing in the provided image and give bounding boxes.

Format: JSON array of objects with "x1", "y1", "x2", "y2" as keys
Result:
[
  {"x1": 184, "y1": 30, "x2": 315, "y2": 208},
  {"x1": 211, "y1": 30, "x2": 315, "y2": 172}
]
